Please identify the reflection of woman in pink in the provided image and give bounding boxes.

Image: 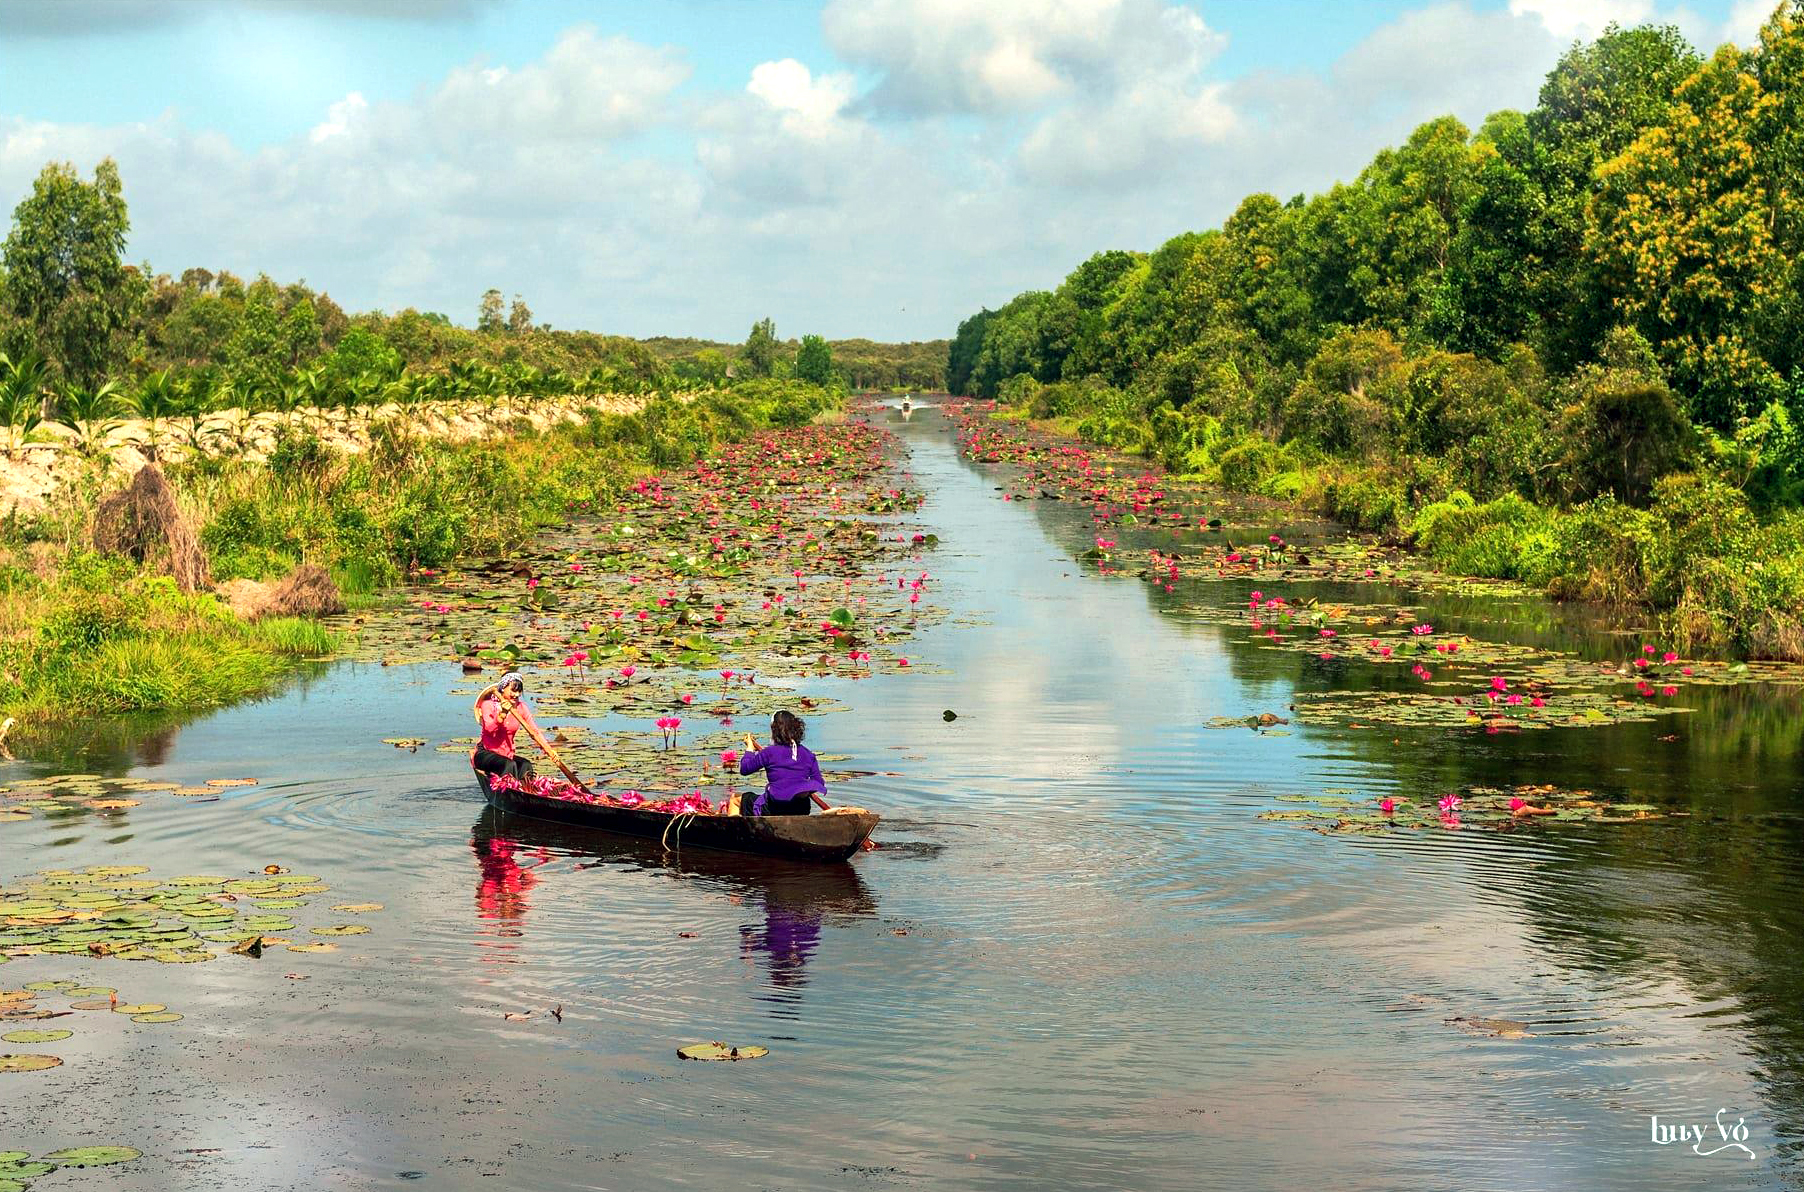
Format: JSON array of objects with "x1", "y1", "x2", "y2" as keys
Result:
[{"x1": 473, "y1": 831, "x2": 550, "y2": 926}]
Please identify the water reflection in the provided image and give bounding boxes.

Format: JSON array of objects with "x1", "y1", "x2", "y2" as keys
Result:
[
  {"x1": 470, "y1": 813, "x2": 551, "y2": 950},
  {"x1": 470, "y1": 807, "x2": 877, "y2": 1016}
]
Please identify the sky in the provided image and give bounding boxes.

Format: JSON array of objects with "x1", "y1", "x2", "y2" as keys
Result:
[{"x1": 0, "y1": 0, "x2": 1773, "y2": 343}]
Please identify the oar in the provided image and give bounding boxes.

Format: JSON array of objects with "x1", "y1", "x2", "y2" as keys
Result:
[
  {"x1": 742, "y1": 734, "x2": 877, "y2": 851},
  {"x1": 507, "y1": 700, "x2": 593, "y2": 794}
]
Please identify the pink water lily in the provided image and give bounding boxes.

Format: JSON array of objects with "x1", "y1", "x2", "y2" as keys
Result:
[
  {"x1": 1437, "y1": 794, "x2": 1461, "y2": 814},
  {"x1": 1380, "y1": 798, "x2": 1395, "y2": 814}
]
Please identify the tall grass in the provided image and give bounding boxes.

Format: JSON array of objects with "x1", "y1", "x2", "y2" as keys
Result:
[{"x1": 0, "y1": 382, "x2": 843, "y2": 723}]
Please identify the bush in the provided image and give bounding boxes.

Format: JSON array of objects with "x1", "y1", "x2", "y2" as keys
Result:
[
  {"x1": 1412, "y1": 492, "x2": 1557, "y2": 581},
  {"x1": 39, "y1": 591, "x2": 142, "y2": 652},
  {"x1": 267, "y1": 429, "x2": 335, "y2": 480}
]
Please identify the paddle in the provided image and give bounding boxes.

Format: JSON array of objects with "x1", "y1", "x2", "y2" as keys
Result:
[
  {"x1": 742, "y1": 733, "x2": 877, "y2": 850},
  {"x1": 506, "y1": 698, "x2": 593, "y2": 794}
]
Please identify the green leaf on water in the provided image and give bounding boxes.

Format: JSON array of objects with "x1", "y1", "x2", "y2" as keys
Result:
[
  {"x1": 0, "y1": 1054, "x2": 61, "y2": 1073},
  {"x1": 1, "y1": 1029, "x2": 72, "y2": 1044},
  {"x1": 677, "y1": 1042, "x2": 769, "y2": 1061},
  {"x1": 41, "y1": 1146, "x2": 141, "y2": 1167},
  {"x1": 0, "y1": 1161, "x2": 55, "y2": 1178},
  {"x1": 131, "y1": 1011, "x2": 182, "y2": 1024}
]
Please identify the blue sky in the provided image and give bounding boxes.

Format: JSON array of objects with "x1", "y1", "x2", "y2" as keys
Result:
[{"x1": 0, "y1": 0, "x2": 1764, "y2": 341}]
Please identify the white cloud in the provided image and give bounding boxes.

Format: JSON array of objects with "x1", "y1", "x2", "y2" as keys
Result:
[
  {"x1": 822, "y1": 0, "x2": 1227, "y2": 116},
  {"x1": 746, "y1": 59, "x2": 858, "y2": 135},
  {"x1": 1508, "y1": 0, "x2": 1655, "y2": 40},
  {"x1": 1724, "y1": 0, "x2": 1780, "y2": 42},
  {"x1": 308, "y1": 92, "x2": 366, "y2": 144}
]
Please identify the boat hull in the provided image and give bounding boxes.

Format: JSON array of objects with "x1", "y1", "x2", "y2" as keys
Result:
[{"x1": 474, "y1": 772, "x2": 878, "y2": 862}]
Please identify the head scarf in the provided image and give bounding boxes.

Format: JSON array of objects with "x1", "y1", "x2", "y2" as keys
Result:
[{"x1": 497, "y1": 671, "x2": 525, "y2": 694}]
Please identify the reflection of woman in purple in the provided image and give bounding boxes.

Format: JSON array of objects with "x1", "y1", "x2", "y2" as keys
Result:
[{"x1": 742, "y1": 902, "x2": 823, "y2": 991}]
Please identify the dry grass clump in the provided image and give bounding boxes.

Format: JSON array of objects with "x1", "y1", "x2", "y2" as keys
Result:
[{"x1": 92, "y1": 465, "x2": 211, "y2": 592}]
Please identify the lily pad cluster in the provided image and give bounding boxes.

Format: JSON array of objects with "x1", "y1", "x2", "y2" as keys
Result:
[
  {"x1": 1256, "y1": 784, "x2": 1680, "y2": 836},
  {"x1": 947, "y1": 400, "x2": 1804, "y2": 732},
  {"x1": 0, "y1": 1146, "x2": 141, "y2": 1192},
  {"x1": 0, "y1": 776, "x2": 258, "y2": 830},
  {"x1": 336, "y1": 418, "x2": 943, "y2": 794},
  {"x1": 0, "y1": 864, "x2": 381, "y2": 965}
]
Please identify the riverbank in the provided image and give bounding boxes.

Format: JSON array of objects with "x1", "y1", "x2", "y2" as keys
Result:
[
  {"x1": 0, "y1": 383, "x2": 843, "y2": 727},
  {"x1": 967, "y1": 391, "x2": 1804, "y2": 661}
]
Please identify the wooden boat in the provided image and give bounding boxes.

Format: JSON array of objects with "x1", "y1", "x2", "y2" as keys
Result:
[{"x1": 474, "y1": 771, "x2": 880, "y2": 863}]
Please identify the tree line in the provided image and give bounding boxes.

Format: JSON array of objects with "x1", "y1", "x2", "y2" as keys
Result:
[
  {"x1": 947, "y1": 7, "x2": 1804, "y2": 655},
  {"x1": 0, "y1": 160, "x2": 934, "y2": 450}
]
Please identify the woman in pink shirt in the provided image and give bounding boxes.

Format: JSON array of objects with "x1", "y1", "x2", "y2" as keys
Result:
[{"x1": 471, "y1": 672, "x2": 543, "y2": 782}]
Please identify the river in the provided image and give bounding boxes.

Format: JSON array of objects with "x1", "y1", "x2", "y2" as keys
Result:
[{"x1": 1, "y1": 402, "x2": 1799, "y2": 1191}]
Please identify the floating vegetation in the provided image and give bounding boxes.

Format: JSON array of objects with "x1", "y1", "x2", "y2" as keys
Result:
[
  {"x1": 0, "y1": 1054, "x2": 61, "y2": 1073},
  {"x1": 950, "y1": 401, "x2": 1804, "y2": 731},
  {"x1": 677, "y1": 1042, "x2": 769, "y2": 1061},
  {"x1": 0, "y1": 775, "x2": 262, "y2": 830},
  {"x1": 39, "y1": 1147, "x2": 141, "y2": 1167},
  {"x1": 0, "y1": 1030, "x2": 70, "y2": 1044},
  {"x1": 0, "y1": 864, "x2": 373, "y2": 963},
  {"x1": 1256, "y1": 784, "x2": 1681, "y2": 836},
  {"x1": 332, "y1": 419, "x2": 941, "y2": 796}
]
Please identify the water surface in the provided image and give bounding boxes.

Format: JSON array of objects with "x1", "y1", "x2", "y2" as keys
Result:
[{"x1": 2, "y1": 407, "x2": 1799, "y2": 1190}]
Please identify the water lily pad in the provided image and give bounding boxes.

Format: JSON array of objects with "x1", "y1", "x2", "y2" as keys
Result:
[
  {"x1": 677, "y1": 1042, "x2": 769, "y2": 1061},
  {"x1": 0, "y1": 1161, "x2": 53, "y2": 1178},
  {"x1": 310, "y1": 925, "x2": 369, "y2": 936},
  {"x1": 285, "y1": 942, "x2": 336, "y2": 953},
  {"x1": 0, "y1": 1053, "x2": 61, "y2": 1072},
  {"x1": 131, "y1": 1011, "x2": 182, "y2": 1023},
  {"x1": 2, "y1": 1029, "x2": 71, "y2": 1043},
  {"x1": 111, "y1": 1003, "x2": 163, "y2": 1015},
  {"x1": 330, "y1": 903, "x2": 384, "y2": 913},
  {"x1": 41, "y1": 1146, "x2": 141, "y2": 1167},
  {"x1": 68, "y1": 1000, "x2": 115, "y2": 1011},
  {"x1": 65, "y1": 986, "x2": 114, "y2": 997},
  {"x1": 22, "y1": 981, "x2": 76, "y2": 992},
  {"x1": 205, "y1": 779, "x2": 256, "y2": 787}
]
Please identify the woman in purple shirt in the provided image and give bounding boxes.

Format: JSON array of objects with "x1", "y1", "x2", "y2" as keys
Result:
[{"x1": 738, "y1": 710, "x2": 828, "y2": 816}]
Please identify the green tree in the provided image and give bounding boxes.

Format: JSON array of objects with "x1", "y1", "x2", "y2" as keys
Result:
[
  {"x1": 1588, "y1": 45, "x2": 1786, "y2": 427},
  {"x1": 1753, "y1": 2, "x2": 1804, "y2": 381},
  {"x1": 795, "y1": 334, "x2": 834, "y2": 384},
  {"x1": 477, "y1": 288, "x2": 505, "y2": 334},
  {"x1": 742, "y1": 317, "x2": 779, "y2": 378},
  {"x1": 282, "y1": 297, "x2": 322, "y2": 369},
  {"x1": 1528, "y1": 24, "x2": 1703, "y2": 368},
  {"x1": 507, "y1": 294, "x2": 534, "y2": 335},
  {"x1": 0, "y1": 159, "x2": 142, "y2": 383},
  {"x1": 947, "y1": 309, "x2": 994, "y2": 396}
]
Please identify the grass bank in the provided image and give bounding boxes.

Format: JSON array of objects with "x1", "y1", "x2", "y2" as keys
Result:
[{"x1": 0, "y1": 382, "x2": 842, "y2": 724}]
